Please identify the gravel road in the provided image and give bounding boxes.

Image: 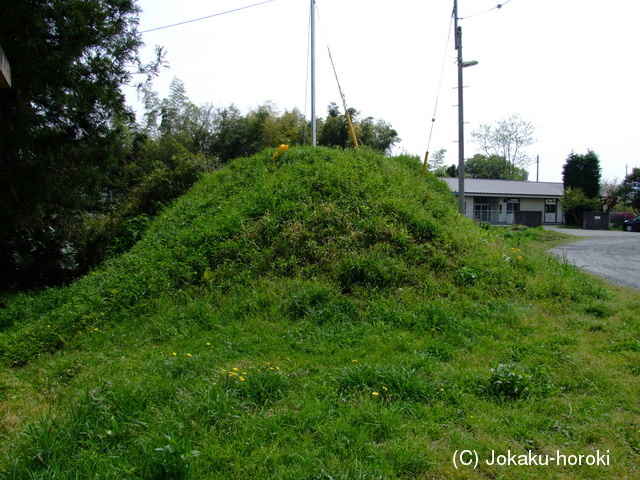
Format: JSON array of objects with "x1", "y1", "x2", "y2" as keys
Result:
[{"x1": 545, "y1": 226, "x2": 640, "y2": 291}]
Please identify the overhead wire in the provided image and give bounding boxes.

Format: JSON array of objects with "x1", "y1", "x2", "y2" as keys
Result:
[
  {"x1": 458, "y1": 0, "x2": 513, "y2": 21},
  {"x1": 421, "y1": 12, "x2": 454, "y2": 177},
  {"x1": 313, "y1": 4, "x2": 345, "y2": 109},
  {"x1": 140, "y1": 0, "x2": 275, "y2": 33},
  {"x1": 421, "y1": 0, "x2": 512, "y2": 176},
  {"x1": 313, "y1": 2, "x2": 359, "y2": 148}
]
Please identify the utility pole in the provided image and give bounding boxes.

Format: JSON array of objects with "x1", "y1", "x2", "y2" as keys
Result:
[
  {"x1": 454, "y1": 0, "x2": 477, "y2": 215},
  {"x1": 310, "y1": 0, "x2": 317, "y2": 146},
  {"x1": 454, "y1": 0, "x2": 465, "y2": 215}
]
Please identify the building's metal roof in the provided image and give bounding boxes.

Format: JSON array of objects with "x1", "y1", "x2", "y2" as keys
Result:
[{"x1": 441, "y1": 178, "x2": 564, "y2": 197}]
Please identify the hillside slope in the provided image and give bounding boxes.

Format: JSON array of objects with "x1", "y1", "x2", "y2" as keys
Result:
[{"x1": 0, "y1": 146, "x2": 638, "y2": 479}]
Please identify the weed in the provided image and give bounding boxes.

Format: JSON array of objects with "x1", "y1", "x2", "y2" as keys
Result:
[{"x1": 484, "y1": 364, "x2": 531, "y2": 400}]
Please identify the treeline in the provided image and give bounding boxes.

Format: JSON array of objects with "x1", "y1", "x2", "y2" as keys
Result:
[
  {"x1": 139, "y1": 78, "x2": 399, "y2": 162},
  {"x1": 0, "y1": 0, "x2": 402, "y2": 289},
  {"x1": 1, "y1": 63, "x2": 398, "y2": 289}
]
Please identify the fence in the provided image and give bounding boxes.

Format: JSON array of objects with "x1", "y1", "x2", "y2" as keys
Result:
[{"x1": 471, "y1": 210, "x2": 543, "y2": 227}]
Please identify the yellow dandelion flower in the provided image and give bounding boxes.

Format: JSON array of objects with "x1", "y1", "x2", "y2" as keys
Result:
[
  {"x1": 243, "y1": 372, "x2": 247, "y2": 375},
  {"x1": 222, "y1": 369, "x2": 227, "y2": 373},
  {"x1": 382, "y1": 386, "x2": 388, "y2": 391},
  {"x1": 186, "y1": 353, "x2": 192, "y2": 357},
  {"x1": 232, "y1": 367, "x2": 239, "y2": 371},
  {"x1": 172, "y1": 353, "x2": 177, "y2": 356},
  {"x1": 352, "y1": 359, "x2": 358, "y2": 363},
  {"x1": 206, "y1": 342, "x2": 211, "y2": 346},
  {"x1": 372, "y1": 392, "x2": 379, "y2": 396},
  {"x1": 275, "y1": 367, "x2": 280, "y2": 370},
  {"x1": 239, "y1": 377, "x2": 245, "y2": 381}
]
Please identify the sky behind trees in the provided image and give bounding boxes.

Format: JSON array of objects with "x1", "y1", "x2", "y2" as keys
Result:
[{"x1": 128, "y1": 0, "x2": 640, "y2": 182}]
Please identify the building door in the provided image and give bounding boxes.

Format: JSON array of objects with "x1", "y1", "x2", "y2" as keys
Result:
[
  {"x1": 545, "y1": 200, "x2": 557, "y2": 223},
  {"x1": 474, "y1": 197, "x2": 492, "y2": 223},
  {"x1": 506, "y1": 199, "x2": 520, "y2": 225}
]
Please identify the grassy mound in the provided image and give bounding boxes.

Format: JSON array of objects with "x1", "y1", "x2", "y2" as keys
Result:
[{"x1": 1, "y1": 146, "x2": 639, "y2": 479}]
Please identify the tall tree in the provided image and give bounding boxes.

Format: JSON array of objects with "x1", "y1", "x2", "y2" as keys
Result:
[
  {"x1": 562, "y1": 150, "x2": 602, "y2": 198},
  {"x1": 0, "y1": 0, "x2": 159, "y2": 286},
  {"x1": 358, "y1": 117, "x2": 400, "y2": 154},
  {"x1": 471, "y1": 114, "x2": 535, "y2": 180}
]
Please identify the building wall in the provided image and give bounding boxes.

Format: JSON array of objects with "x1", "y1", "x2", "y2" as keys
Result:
[{"x1": 461, "y1": 196, "x2": 563, "y2": 224}]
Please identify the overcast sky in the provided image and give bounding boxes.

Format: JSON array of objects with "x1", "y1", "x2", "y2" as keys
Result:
[{"x1": 127, "y1": 0, "x2": 640, "y2": 183}]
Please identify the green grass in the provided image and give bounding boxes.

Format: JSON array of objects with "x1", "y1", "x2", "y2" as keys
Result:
[{"x1": 0, "y1": 146, "x2": 639, "y2": 479}]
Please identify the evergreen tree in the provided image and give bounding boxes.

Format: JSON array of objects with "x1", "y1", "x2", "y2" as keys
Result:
[
  {"x1": 562, "y1": 150, "x2": 602, "y2": 198},
  {"x1": 0, "y1": 0, "x2": 158, "y2": 286}
]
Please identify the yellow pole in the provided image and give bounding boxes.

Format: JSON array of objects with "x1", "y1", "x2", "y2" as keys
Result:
[
  {"x1": 421, "y1": 151, "x2": 430, "y2": 177},
  {"x1": 345, "y1": 111, "x2": 359, "y2": 149}
]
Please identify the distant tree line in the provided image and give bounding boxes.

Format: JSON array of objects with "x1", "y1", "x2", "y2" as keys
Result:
[
  {"x1": 140, "y1": 78, "x2": 400, "y2": 163},
  {"x1": 0, "y1": 1, "x2": 399, "y2": 289}
]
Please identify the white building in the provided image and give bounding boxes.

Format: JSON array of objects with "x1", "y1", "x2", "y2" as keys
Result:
[{"x1": 442, "y1": 178, "x2": 564, "y2": 226}]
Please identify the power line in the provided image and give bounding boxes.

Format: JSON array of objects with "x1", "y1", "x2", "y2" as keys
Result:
[
  {"x1": 421, "y1": 13, "x2": 454, "y2": 177},
  {"x1": 313, "y1": 3, "x2": 347, "y2": 111},
  {"x1": 140, "y1": 0, "x2": 275, "y2": 34},
  {"x1": 426, "y1": 14, "x2": 454, "y2": 153},
  {"x1": 459, "y1": 0, "x2": 513, "y2": 20}
]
